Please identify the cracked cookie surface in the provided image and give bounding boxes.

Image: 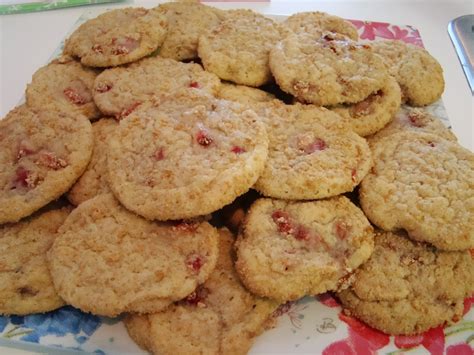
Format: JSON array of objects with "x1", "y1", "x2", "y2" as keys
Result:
[
  {"x1": 198, "y1": 9, "x2": 288, "y2": 86},
  {"x1": 360, "y1": 131, "x2": 474, "y2": 250},
  {"x1": 107, "y1": 90, "x2": 268, "y2": 220},
  {"x1": 125, "y1": 228, "x2": 278, "y2": 354},
  {"x1": 338, "y1": 230, "x2": 474, "y2": 335},
  {"x1": 156, "y1": 2, "x2": 225, "y2": 61},
  {"x1": 235, "y1": 197, "x2": 374, "y2": 301},
  {"x1": 284, "y1": 11, "x2": 358, "y2": 40},
  {"x1": 0, "y1": 105, "x2": 93, "y2": 224},
  {"x1": 93, "y1": 56, "x2": 220, "y2": 119},
  {"x1": 67, "y1": 118, "x2": 117, "y2": 205},
  {"x1": 254, "y1": 101, "x2": 372, "y2": 200},
  {"x1": 0, "y1": 207, "x2": 70, "y2": 315},
  {"x1": 270, "y1": 32, "x2": 388, "y2": 106},
  {"x1": 64, "y1": 7, "x2": 168, "y2": 67},
  {"x1": 329, "y1": 76, "x2": 401, "y2": 136},
  {"x1": 368, "y1": 107, "x2": 457, "y2": 145},
  {"x1": 371, "y1": 40, "x2": 444, "y2": 106},
  {"x1": 48, "y1": 193, "x2": 219, "y2": 317},
  {"x1": 26, "y1": 56, "x2": 100, "y2": 120}
]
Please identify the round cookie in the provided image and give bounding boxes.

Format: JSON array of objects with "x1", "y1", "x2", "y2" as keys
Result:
[
  {"x1": 204, "y1": 228, "x2": 279, "y2": 355},
  {"x1": 93, "y1": 56, "x2": 220, "y2": 119},
  {"x1": 371, "y1": 40, "x2": 444, "y2": 106},
  {"x1": 269, "y1": 32, "x2": 388, "y2": 106},
  {"x1": 217, "y1": 82, "x2": 276, "y2": 106},
  {"x1": 368, "y1": 107, "x2": 457, "y2": 146},
  {"x1": 0, "y1": 105, "x2": 93, "y2": 224},
  {"x1": 48, "y1": 193, "x2": 219, "y2": 317},
  {"x1": 64, "y1": 7, "x2": 168, "y2": 67},
  {"x1": 26, "y1": 56, "x2": 100, "y2": 120},
  {"x1": 338, "y1": 230, "x2": 474, "y2": 335},
  {"x1": 107, "y1": 90, "x2": 268, "y2": 221},
  {"x1": 125, "y1": 228, "x2": 278, "y2": 354},
  {"x1": 67, "y1": 118, "x2": 118, "y2": 205},
  {"x1": 284, "y1": 11, "x2": 359, "y2": 40},
  {"x1": 235, "y1": 197, "x2": 375, "y2": 302},
  {"x1": 198, "y1": 9, "x2": 287, "y2": 87},
  {"x1": 0, "y1": 207, "x2": 70, "y2": 315},
  {"x1": 329, "y1": 76, "x2": 402, "y2": 137},
  {"x1": 360, "y1": 131, "x2": 474, "y2": 251},
  {"x1": 155, "y1": 2, "x2": 225, "y2": 61},
  {"x1": 254, "y1": 101, "x2": 372, "y2": 200},
  {"x1": 123, "y1": 314, "x2": 152, "y2": 352}
]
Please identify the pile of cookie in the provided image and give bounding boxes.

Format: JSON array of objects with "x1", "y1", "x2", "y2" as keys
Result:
[{"x1": 1, "y1": 1, "x2": 473, "y2": 354}]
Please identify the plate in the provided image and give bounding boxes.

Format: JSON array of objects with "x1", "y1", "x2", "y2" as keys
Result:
[{"x1": 1, "y1": 7, "x2": 471, "y2": 355}]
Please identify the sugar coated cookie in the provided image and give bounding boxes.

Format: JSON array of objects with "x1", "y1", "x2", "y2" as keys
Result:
[{"x1": 338, "y1": 230, "x2": 474, "y2": 335}]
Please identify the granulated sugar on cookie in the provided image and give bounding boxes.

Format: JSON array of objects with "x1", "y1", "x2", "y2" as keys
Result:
[{"x1": 48, "y1": 194, "x2": 219, "y2": 317}]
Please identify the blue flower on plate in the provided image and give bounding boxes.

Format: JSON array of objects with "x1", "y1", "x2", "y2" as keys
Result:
[{"x1": 1, "y1": 306, "x2": 102, "y2": 344}]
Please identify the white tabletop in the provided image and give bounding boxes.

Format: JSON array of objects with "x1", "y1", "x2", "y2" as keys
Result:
[{"x1": 1, "y1": 0, "x2": 473, "y2": 149}]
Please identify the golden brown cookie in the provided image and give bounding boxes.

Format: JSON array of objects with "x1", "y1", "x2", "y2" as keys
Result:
[
  {"x1": 64, "y1": 7, "x2": 168, "y2": 67},
  {"x1": 235, "y1": 197, "x2": 375, "y2": 302},
  {"x1": 125, "y1": 228, "x2": 278, "y2": 354},
  {"x1": 0, "y1": 105, "x2": 93, "y2": 224},
  {"x1": 371, "y1": 40, "x2": 444, "y2": 106},
  {"x1": 254, "y1": 101, "x2": 372, "y2": 200},
  {"x1": 367, "y1": 107, "x2": 457, "y2": 145},
  {"x1": 156, "y1": 2, "x2": 225, "y2": 61},
  {"x1": 26, "y1": 56, "x2": 100, "y2": 120},
  {"x1": 338, "y1": 230, "x2": 474, "y2": 335},
  {"x1": 198, "y1": 9, "x2": 287, "y2": 86},
  {"x1": 48, "y1": 194, "x2": 219, "y2": 317},
  {"x1": 67, "y1": 118, "x2": 117, "y2": 205},
  {"x1": 107, "y1": 90, "x2": 268, "y2": 221},
  {"x1": 329, "y1": 76, "x2": 402, "y2": 136},
  {"x1": 284, "y1": 11, "x2": 359, "y2": 40},
  {"x1": 93, "y1": 56, "x2": 220, "y2": 119},
  {"x1": 0, "y1": 207, "x2": 70, "y2": 315},
  {"x1": 270, "y1": 32, "x2": 388, "y2": 106},
  {"x1": 360, "y1": 131, "x2": 474, "y2": 251}
]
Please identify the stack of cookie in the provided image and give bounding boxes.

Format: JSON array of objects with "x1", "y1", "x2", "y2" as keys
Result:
[{"x1": 0, "y1": 1, "x2": 472, "y2": 354}]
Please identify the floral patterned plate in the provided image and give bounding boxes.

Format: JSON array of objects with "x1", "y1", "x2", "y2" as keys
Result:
[{"x1": 1, "y1": 9, "x2": 470, "y2": 355}]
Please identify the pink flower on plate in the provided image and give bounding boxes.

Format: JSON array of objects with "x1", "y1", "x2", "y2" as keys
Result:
[
  {"x1": 348, "y1": 19, "x2": 423, "y2": 47},
  {"x1": 394, "y1": 326, "x2": 445, "y2": 355},
  {"x1": 446, "y1": 343, "x2": 474, "y2": 355},
  {"x1": 322, "y1": 312, "x2": 390, "y2": 355}
]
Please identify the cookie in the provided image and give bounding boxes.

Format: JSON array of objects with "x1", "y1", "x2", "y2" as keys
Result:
[
  {"x1": 368, "y1": 107, "x2": 457, "y2": 145},
  {"x1": 64, "y1": 7, "x2": 168, "y2": 67},
  {"x1": 198, "y1": 9, "x2": 287, "y2": 87},
  {"x1": 254, "y1": 101, "x2": 372, "y2": 200},
  {"x1": 107, "y1": 90, "x2": 268, "y2": 221},
  {"x1": 156, "y1": 2, "x2": 225, "y2": 61},
  {"x1": 93, "y1": 56, "x2": 220, "y2": 119},
  {"x1": 329, "y1": 76, "x2": 401, "y2": 137},
  {"x1": 284, "y1": 11, "x2": 359, "y2": 40},
  {"x1": 217, "y1": 82, "x2": 276, "y2": 105},
  {"x1": 0, "y1": 105, "x2": 93, "y2": 224},
  {"x1": 371, "y1": 40, "x2": 444, "y2": 106},
  {"x1": 26, "y1": 56, "x2": 100, "y2": 120},
  {"x1": 269, "y1": 32, "x2": 388, "y2": 106},
  {"x1": 0, "y1": 207, "x2": 70, "y2": 315},
  {"x1": 235, "y1": 197, "x2": 375, "y2": 301},
  {"x1": 338, "y1": 230, "x2": 474, "y2": 335},
  {"x1": 47, "y1": 193, "x2": 220, "y2": 317},
  {"x1": 360, "y1": 131, "x2": 474, "y2": 251},
  {"x1": 125, "y1": 228, "x2": 278, "y2": 354},
  {"x1": 67, "y1": 118, "x2": 118, "y2": 205}
]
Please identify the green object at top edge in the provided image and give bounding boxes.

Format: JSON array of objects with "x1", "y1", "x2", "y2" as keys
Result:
[{"x1": 0, "y1": 0, "x2": 127, "y2": 15}]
